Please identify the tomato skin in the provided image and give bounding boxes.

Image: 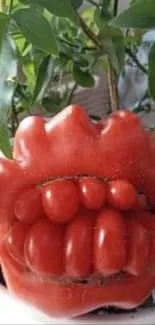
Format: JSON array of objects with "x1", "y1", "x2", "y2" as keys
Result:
[
  {"x1": 14, "y1": 188, "x2": 44, "y2": 224},
  {"x1": 6, "y1": 222, "x2": 29, "y2": 266},
  {"x1": 64, "y1": 214, "x2": 93, "y2": 279},
  {"x1": 128, "y1": 211, "x2": 155, "y2": 264},
  {"x1": 132, "y1": 194, "x2": 147, "y2": 211},
  {"x1": 24, "y1": 219, "x2": 64, "y2": 277},
  {"x1": 94, "y1": 209, "x2": 126, "y2": 276},
  {"x1": 2, "y1": 246, "x2": 155, "y2": 318},
  {"x1": 124, "y1": 218, "x2": 150, "y2": 275},
  {"x1": 1, "y1": 106, "x2": 155, "y2": 318},
  {"x1": 108, "y1": 180, "x2": 137, "y2": 211},
  {"x1": 79, "y1": 177, "x2": 107, "y2": 210},
  {"x1": 42, "y1": 180, "x2": 80, "y2": 224}
]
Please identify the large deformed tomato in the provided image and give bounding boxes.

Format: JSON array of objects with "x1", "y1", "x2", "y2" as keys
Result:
[{"x1": 0, "y1": 105, "x2": 155, "y2": 318}]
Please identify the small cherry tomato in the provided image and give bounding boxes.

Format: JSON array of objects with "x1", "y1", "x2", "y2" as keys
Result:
[
  {"x1": 124, "y1": 218, "x2": 150, "y2": 275},
  {"x1": 6, "y1": 222, "x2": 29, "y2": 265},
  {"x1": 42, "y1": 180, "x2": 80, "y2": 224},
  {"x1": 24, "y1": 219, "x2": 64, "y2": 277},
  {"x1": 94, "y1": 208, "x2": 126, "y2": 276},
  {"x1": 132, "y1": 194, "x2": 148, "y2": 211},
  {"x1": 79, "y1": 177, "x2": 107, "y2": 210},
  {"x1": 108, "y1": 180, "x2": 137, "y2": 210},
  {"x1": 64, "y1": 214, "x2": 93, "y2": 279}
]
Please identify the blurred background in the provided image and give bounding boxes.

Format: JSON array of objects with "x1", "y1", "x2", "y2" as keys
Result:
[
  {"x1": 14, "y1": 0, "x2": 153, "y2": 120},
  {"x1": 17, "y1": 0, "x2": 154, "y2": 122},
  {"x1": 0, "y1": 0, "x2": 155, "y2": 152}
]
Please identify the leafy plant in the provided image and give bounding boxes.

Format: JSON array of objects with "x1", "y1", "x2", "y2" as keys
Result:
[{"x1": 0, "y1": 0, "x2": 155, "y2": 157}]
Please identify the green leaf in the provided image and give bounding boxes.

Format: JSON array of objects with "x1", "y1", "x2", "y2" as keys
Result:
[
  {"x1": 0, "y1": 36, "x2": 17, "y2": 120},
  {"x1": 111, "y1": 33, "x2": 125, "y2": 74},
  {"x1": 95, "y1": 7, "x2": 125, "y2": 73},
  {"x1": 89, "y1": 114, "x2": 101, "y2": 121},
  {"x1": 71, "y1": 0, "x2": 83, "y2": 9},
  {"x1": 102, "y1": 39, "x2": 122, "y2": 74},
  {"x1": 0, "y1": 13, "x2": 10, "y2": 50},
  {"x1": 13, "y1": 8, "x2": 58, "y2": 55},
  {"x1": 96, "y1": 12, "x2": 125, "y2": 74},
  {"x1": 43, "y1": 93, "x2": 66, "y2": 114},
  {"x1": 0, "y1": 121, "x2": 13, "y2": 159},
  {"x1": 33, "y1": 56, "x2": 54, "y2": 104},
  {"x1": 149, "y1": 42, "x2": 155, "y2": 101},
  {"x1": 0, "y1": 35, "x2": 17, "y2": 159},
  {"x1": 23, "y1": 59, "x2": 36, "y2": 93},
  {"x1": 130, "y1": 0, "x2": 145, "y2": 5},
  {"x1": 19, "y1": 0, "x2": 78, "y2": 24},
  {"x1": 111, "y1": 0, "x2": 155, "y2": 28},
  {"x1": 100, "y1": 0, "x2": 112, "y2": 21},
  {"x1": 72, "y1": 65, "x2": 94, "y2": 87}
]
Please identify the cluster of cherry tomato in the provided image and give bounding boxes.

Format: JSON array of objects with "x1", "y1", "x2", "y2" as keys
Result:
[{"x1": 6, "y1": 177, "x2": 151, "y2": 283}]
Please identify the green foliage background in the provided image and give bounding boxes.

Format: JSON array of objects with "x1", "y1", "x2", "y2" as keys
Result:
[{"x1": 0, "y1": 0, "x2": 155, "y2": 158}]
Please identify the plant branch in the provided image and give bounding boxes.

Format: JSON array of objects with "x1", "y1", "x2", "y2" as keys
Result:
[
  {"x1": 106, "y1": 0, "x2": 120, "y2": 112},
  {"x1": 108, "y1": 62, "x2": 119, "y2": 112},
  {"x1": 125, "y1": 47, "x2": 148, "y2": 75},
  {"x1": 58, "y1": 37, "x2": 97, "y2": 51},
  {"x1": 78, "y1": 14, "x2": 101, "y2": 48},
  {"x1": 78, "y1": 13, "x2": 119, "y2": 112},
  {"x1": 114, "y1": 0, "x2": 119, "y2": 17},
  {"x1": 86, "y1": 0, "x2": 100, "y2": 8},
  {"x1": 66, "y1": 83, "x2": 78, "y2": 105},
  {"x1": 9, "y1": 0, "x2": 14, "y2": 15}
]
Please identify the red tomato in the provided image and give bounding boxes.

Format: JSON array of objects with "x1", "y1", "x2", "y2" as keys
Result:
[
  {"x1": 124, "y1": 218, "x2": 150, "y2": 275},
  {"x1": 42, "y1": 180, "x2": 80, "y2": 224},
  {"x1": 6, "y1": 222, "x2": 29, "y2": 265},
  {"x1": 14, "y1": 188, "x2": 44, "y2": 224},
  {"x1": 24, "y1": 219, "x2": 64, "y2": 276},
  {"x1": 64, "y1": 214, "x2": 94, "y2": 279},
  {"x1": 1, "y1": 106, "x2": 155, "y2": 318},
  {"x1": 132, "y1": 193, "x2": 148, "y2": 211},
  {"x1": 108, "y1": 180, "x2": 137, "y2": 210},
  {"x1": 94, "y1": 208, "x2": 126, "y2": 276},
  {"x1": 79, "y1": 177, "x2": 107, "y2": 210},
  {"x1": 128, "y1": 211, "x2": 155, "y2": 264}
]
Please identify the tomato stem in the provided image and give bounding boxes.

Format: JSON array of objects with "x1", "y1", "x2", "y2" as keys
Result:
[
  {"x1": 9, "y1": 0, "x2": 14, "y2": 15},
  {"x1": 78, "y1": 14, "x2": 101, "y2": 49},
  {"x1": 107, "y1": 0, "x2": 120, "y2": 112},
  {"x1": 108, "y1": 62, "x2": 119, "y2": 112},
  {"x1": 78, "y1": 12, "x2": 119, "y2": 113},
  {"x1": 114, "y1": 0, "x2": 119, "y2": 17}
]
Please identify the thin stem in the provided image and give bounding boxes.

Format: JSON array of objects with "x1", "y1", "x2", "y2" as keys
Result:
[
  {"x1": 66, "y1": 83, "x2": 78, "y2": 105},
  {"x1": 78, "y1": 13, "x2": 119, "y2": 112},
  {"x1": 106, "y1": 0, "x2": 120, "y2": 113},
  {"x1": 86, "y1": 0, "x2": 100, "y2": 8},
  {"x1": 78, "y1": 14, "x2": 101, "y2": 48},
  {"x1": 58, "y1": 38, "x2": 96, "y2": 51},
  {"x1": 133, "y1": 90, "x2": 150, "y2": 114},
  {"x1": 11, "y1": 103, "x2": 19, "y2": 136},
  {"x1": 126, "y1": 47, "x2": 148, "y2": 75},
  {"x1": 8, "y1": 0, "x2": 13, "y2": 14},
  {"x1": 114, "y1": 0, "x2": 119, "y2": 17},
  {"x1": 108, "y1": 61, "x2": 119, "y2": 112}
]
